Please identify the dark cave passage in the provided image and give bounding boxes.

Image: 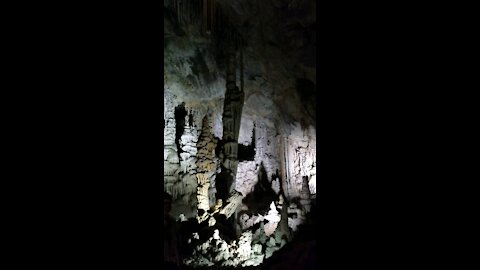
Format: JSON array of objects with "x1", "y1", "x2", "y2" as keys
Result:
[{"x1": 174, "y1": 103, "x2": 188, "y2": 158}]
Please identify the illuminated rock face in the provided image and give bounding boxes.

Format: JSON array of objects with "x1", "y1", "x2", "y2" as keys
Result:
[
  {"x1": 195, "y1": 116, "x2": 219, "y2": 212},
  {"x1": 164, "y1": 0, "x2": 316, "y2": 267}
]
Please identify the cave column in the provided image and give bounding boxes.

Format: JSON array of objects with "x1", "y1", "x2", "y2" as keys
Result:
[
  {"x1": 219, "y1": 44, "x2": 244, "y2": 199},
  {"x1": 195, "y1": 116, "x2": 218, "y2": 222}
]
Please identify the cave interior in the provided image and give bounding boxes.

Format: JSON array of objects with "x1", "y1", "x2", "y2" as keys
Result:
[{"x1": 164, "y1": 0, "x2": 316, "y2": 268}]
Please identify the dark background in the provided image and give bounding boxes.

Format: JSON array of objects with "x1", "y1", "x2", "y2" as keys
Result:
[{"x1": 1, "y1": 1, "x2": 476, "y2": 268}]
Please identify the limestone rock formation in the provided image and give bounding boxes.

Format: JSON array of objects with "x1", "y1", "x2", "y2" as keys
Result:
[{"x1": 164, "y1": 0, "x2": 316, "y2": 267}]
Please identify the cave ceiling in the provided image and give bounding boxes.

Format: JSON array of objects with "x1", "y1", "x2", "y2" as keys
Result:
[{"x1": 164, "y1": 0, "x2": 316, "y2": 131}]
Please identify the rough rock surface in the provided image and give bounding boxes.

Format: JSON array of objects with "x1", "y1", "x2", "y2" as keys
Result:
[{"x1": 164, "y1": 0, "x2": 316, "y2": 267}]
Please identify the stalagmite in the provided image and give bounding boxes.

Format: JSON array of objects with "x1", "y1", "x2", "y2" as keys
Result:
[
  {"x1": 164, "y1": 0, "x2": 316, "y2": 267},
  {"x1": 216, "y1": 41, "x2": 244, "y2": 201},
  {"x1": 195, "y1": 116, "x2": 218, "y2": 217},
  {"x1": 196, "y1": 177, "x2": 210, "y2": 211}
]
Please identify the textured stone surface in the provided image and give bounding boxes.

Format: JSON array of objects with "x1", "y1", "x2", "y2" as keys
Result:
[{"x1": 164, "y1": 0, "x2": 316, "y2": 267}]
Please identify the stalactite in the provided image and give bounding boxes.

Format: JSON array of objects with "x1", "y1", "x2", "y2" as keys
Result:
[
  {"x1": 166, "y1": 0, "x2": 239, "y2": 42},
  {"x1": 165, "y1": 180, "x2": 196, "y2": 201},
  {"x1": 202, "y1": 0, "x2": 207, "y2": 34},
  {"x1": 196, "y1": 0, "x2": 201, "y2": 29},
  {"x1": 179, "y1": 0, "x2": 183, "y2": 25},
  {"x1": 284, "y1": 137, "x2": 291, "y2": 198},
  {"x1": 211, "y1": 0, "x2": 216, "y2": 33},
  {"x1": 165, "y1": 0, "x2": 317, "y2": 265}
]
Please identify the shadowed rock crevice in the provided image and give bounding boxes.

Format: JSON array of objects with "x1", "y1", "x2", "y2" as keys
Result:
[
  {"x1": 174, "y1": 103, "x2": 188, "y2": 159},
  {"x1": 242, "y1": 163, "x2": 278, "y2": 215},
  {"x1": 238, "y1": 125, "x2": 256, "y2": 162}
]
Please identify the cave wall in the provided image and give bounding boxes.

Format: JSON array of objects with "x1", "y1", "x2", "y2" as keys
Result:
[{"x1": 164, "y1": 0, "x2": 316, "y2": 267}]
